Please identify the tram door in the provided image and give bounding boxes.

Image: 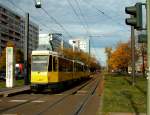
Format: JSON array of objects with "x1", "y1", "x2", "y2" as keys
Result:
[
  {"x1": 48, "y1": 55, "x2": 52, "y2": 81},
  {"x1": 48, "y1": 56, "x2": 58, "y2": 82}
]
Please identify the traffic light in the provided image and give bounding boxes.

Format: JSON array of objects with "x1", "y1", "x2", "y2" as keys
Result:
[{"x1": 125, "y1": 3, "x2": 143, "y2": 30}]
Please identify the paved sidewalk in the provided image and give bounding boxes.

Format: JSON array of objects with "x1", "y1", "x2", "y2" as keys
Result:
[{"x1": 0, "y1": 85, "x2": 30, "y2": 97}]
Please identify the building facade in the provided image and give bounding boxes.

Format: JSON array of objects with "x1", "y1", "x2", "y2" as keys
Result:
[
  {"x1": 69, "y1": 38, "x2": 90, "y2": 53},
  {"x1": 0, "y1": 4, "x2": 39, "y2": 55},
  {"x1": 38, "y1": 33, "x2": 72, "y2": 51}
]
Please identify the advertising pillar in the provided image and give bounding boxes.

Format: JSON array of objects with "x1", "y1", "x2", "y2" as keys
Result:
[{"x1": 6, "y1": 47, "x2": 14, "y2": 88}]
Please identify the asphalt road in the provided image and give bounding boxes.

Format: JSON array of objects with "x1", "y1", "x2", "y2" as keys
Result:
[{"x1": 0, "y1": 73, "x2": 102, "y2": 115}]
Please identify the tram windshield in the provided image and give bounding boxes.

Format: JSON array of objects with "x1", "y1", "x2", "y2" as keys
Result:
[{"x1": 31, "y1": 55, "x2": 49, "y2": 71}]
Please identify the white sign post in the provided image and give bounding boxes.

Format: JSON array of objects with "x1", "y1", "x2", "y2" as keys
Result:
[{"x1": 6, "y1": 47, "x2": 14, "y2": 88}]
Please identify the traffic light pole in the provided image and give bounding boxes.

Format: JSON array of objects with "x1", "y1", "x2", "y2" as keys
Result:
[
  {"x1": 141, "y1": 44, "x2": 145, "y2": 77},
  {"x1": 147, "y1": 0, "x2": 150, "y2": 114},
  {"x1": 131, "y1": 24, "x2": 135, "y2": 86}
]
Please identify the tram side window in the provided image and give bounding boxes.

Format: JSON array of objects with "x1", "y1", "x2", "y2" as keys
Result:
[
  {"x1": 53, "y1": 56, "x2": 58, "y2": 71},
  {"x1": 48, "y1": 55, "x2": 52, "y2": 71},
  {"x1": 77, "y1": 63, "x2": 80, "y2": 72},
  {"x1": 69, "y1": 61, "x2": 73, "y2": 71},
  {"x1": 76, "y1": 63, "x2": 78, "y2": 72},
  {"x1": 59, "y1": 58, "x2": 73, "y2": 72},
  {"x1": 73, "y1": 62, "x2": 76, "y2": 72},
  {"x1": 81, "y1": 65, "x2": 84, "y2": 71},
  {"x1": 83, "y1": 65, "x2": 86, "y2": 71},
  {"x1": 84, "y1": 66, "x2": 87, "y2": 72},
  {"x1": 59, "y1": 58, "x2": 67, "y2": 72},
  {"x1": 79, "y1": 64, "x2": 81, "y2": 72},
  {"x1": 75, "y1": 63, "x2": 83, "y2": 72},
  {"x1": 59, "y1": 58, "x2": 63, "y2": 72},
  {"x1": 74, "y1": 62, "x2": 77, "y2": 72},
  {"x1": 82, "y1": 65, "x2": 84, "y2": 72},
  {"x1": 66, "y1": 60, "x2": 73, "y2": 72}
]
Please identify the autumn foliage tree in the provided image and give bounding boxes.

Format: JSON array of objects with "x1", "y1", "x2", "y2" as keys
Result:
[
  {"x1": 16, "y1": 49, "x2": 24, "y2": 63},
  {"x1": 108, "y1": 42, "x2": 131, "y2": 72},
  {"x1": 57, "y1": 48, "x2": 101, "y2": 71},
  {"x1": 0, "y1": 41, "x2": 14, "y2": 72}
]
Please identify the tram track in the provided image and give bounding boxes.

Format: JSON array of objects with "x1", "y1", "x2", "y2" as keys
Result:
[
  {"x1": 73, "y1": 78, "x2": 100, "y2": 115},
  {"x1": 35, "y1": 77, "x2": 94, "y2": 115},
  {"x1": 0, "y1": 77, "x2": 95, "y2": 114},
  {"x1": 36, "y1": 77, "x2": 100, "y2": 115}
]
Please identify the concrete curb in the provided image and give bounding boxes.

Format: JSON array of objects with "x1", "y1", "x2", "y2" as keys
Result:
[
  {"x1": 99, "y1": 112, "x2": 146, "y2": 115},
  {"x1": 0, "y1": 85, "x2": 30, "y2": 97}
]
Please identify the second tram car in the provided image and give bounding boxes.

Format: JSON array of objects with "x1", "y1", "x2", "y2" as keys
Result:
[{"x1": 30, "y1": 50, "x2": 89, "y2": 90}]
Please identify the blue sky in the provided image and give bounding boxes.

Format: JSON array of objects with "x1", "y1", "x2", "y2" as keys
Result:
[{"x1": 0, "y1": 0, "x2": 145, "y2": 66}]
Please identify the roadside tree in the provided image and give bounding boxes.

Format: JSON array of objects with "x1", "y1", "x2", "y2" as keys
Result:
[
  {"x1": 57, "y1": 48, "x2": 101, "y2": 71},
  {"x1": 109, "y1": 42, "x2": 131, "y2": 72},
  {"x1": 0, "y1": 41, "x2": 24, "y2": 72}
]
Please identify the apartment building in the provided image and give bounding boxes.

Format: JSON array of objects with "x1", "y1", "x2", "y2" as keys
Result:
[{"x1": 0, "y1": 4, "x2": 39, "y2": 55}]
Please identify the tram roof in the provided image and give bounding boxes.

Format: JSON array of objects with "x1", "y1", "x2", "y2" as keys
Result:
[
  {"x1": 32, "y1": 50, "x2": 58, "y2": 56},
  {"x1": 32, "y1": 50, "x2": 85, "y2": 65}
]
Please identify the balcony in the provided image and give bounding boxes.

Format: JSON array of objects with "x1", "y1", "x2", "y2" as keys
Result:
[
  {"x1": 1, "y1": 13, "x2": 8, "y2": 20},
  {"x1": 0, "y1": 10, "x2": 21, "y2": 24}
]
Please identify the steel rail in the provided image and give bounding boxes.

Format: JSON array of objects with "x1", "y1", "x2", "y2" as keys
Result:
[
  {"x1": 72, "y1": 77, "x2": 100, "y2": 115},
  {"x1": 36, "y1": 78, "x2": 94, "y2": 115},
  {"x1": 0, "y1": 77, "x2": 95, "y2": 114}
]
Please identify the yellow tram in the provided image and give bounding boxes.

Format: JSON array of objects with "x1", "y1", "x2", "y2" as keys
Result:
[{"x1": 30, "y1": 50, "x2": 89, "y2": 90}]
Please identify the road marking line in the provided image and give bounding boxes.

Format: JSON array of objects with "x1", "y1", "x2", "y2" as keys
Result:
[
  {"x1": 55, "y1": 94, "x2": 62, "y2": 95},
  {"x1": 32, "y1": 100, "x2": 45, "y2": 103},
  {"x1": 9, "y1": 100, "x2": 27, "y2": 103},
  {"x1": 77, "y1": 90, "x2": 88, "y2": 93},
  {"x1": 2, "y1": 113, "x2": 18, "y2": 115}
]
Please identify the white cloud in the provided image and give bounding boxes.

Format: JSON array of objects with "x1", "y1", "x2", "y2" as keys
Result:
[{"x1": 91, "y1": 48, "x2": 106, "y2": 66}]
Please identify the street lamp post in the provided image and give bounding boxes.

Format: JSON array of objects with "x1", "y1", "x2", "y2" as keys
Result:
[
  {"x1": 72, "y1": 41, "x2": 76, "y2": 52},
  {"x1": 24, "y1": 13, "x2": 29, "y2": 85}
]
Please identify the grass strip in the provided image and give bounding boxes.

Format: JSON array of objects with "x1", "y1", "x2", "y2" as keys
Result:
[{"x1": 102, "y1": 74, "x2": 146, "y2": 113}]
